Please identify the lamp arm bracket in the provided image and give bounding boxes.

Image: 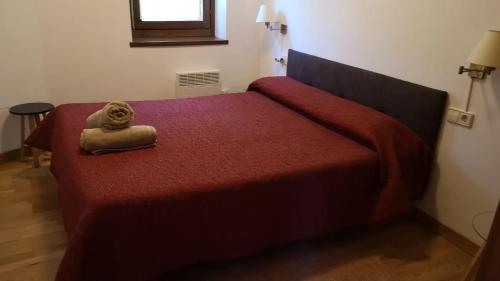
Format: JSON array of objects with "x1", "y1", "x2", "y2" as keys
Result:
[
  {"x1": 264, "y1": 22, "x2": 288, "y2": 35},
  {"x1": 458, "y1": 64, "x2": 495, "y2": 79}
]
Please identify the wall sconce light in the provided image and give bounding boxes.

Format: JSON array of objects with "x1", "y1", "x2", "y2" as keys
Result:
[
  {"x1": 256, "y1": 4, "x2": 287, "y2": 35},
  {"x1": 459, "y1": 30, "x2": 500, "y2": 79},
  {"x1": 449, "y1": 30, "x2": 500, "y2": 128}
]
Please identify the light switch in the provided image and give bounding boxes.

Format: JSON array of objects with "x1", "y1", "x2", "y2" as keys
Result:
[{"x1": 447, "y1": 108, "x2": 460, "y2": 123}]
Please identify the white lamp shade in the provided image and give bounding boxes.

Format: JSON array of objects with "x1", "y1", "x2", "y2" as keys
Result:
[
  {"x1": 468, "y1": 30, "x2": 500, "y2": 68},
  {"x1": 256, "y1": 4, "x2": 272, "y2": 23}
]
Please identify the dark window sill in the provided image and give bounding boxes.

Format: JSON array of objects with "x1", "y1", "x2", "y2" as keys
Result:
[{"x1": 130, "y1": 37, "x2": 228, "y2": 47}]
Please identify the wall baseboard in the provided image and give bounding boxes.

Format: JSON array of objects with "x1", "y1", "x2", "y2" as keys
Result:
[
  {"x1": 0, "y1": 149, "x2": 22, "y2": 164},
  {"x1": 0, "y1": 148, "x2": 34, "y2": 165},
  {"x1": 414, "y1": 209, "x2": 480, "y2": 256}
]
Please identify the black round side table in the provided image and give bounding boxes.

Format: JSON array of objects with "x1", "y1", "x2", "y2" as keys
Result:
[{"x1": 9, "y1": 103, "x2": 54, "y2": 168}]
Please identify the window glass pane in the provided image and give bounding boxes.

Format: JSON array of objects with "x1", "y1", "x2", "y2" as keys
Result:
[{"x1": 139, "y1": 0, "x2": 203, "y2": 22}]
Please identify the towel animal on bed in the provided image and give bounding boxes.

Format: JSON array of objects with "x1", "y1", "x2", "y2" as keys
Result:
[{"x1": 81, "y1": 102, "x2": 157, "y2": 154}]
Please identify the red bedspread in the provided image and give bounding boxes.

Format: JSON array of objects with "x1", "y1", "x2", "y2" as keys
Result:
[
  {"x1": 27, "y1": 77, "x2": 431, "y2": 281},
  {"x1": 249, "y1": 77, "x2": 432, "y2": 221}
]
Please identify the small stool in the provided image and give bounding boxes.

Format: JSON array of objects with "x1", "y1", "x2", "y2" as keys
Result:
[{"x1": 9, "y1": 102, "x2": 54, "y2": 168}]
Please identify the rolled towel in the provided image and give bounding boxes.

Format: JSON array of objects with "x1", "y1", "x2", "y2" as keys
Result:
[
  {"x1": 80, "y1": 125, "x2": 157, "y2": 155},
  {"x1": 86, "y1": 101, "x2": 135, "y2": 130}
]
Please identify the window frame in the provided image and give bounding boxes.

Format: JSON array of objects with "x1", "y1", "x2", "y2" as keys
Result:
[{"x1": 130, "y1": 0, "x2": 215, "y2": 39}]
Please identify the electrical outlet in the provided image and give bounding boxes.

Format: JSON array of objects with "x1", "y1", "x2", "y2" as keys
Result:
[
  {"x1": 457, "y1": 111, "x2": 474, "y2": 127},
  {"x1": 447, "y1": 108, "x2": 474, "y2": 128}
]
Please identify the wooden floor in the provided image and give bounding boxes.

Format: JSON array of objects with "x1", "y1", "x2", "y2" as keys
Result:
[{"x1": 0, "y1": 160, "x2": 472, "y2": 281}]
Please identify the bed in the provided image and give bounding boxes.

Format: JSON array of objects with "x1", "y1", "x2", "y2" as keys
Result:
[{"x1": 27, "y1": 50, "x2": 448, "y2": 281}]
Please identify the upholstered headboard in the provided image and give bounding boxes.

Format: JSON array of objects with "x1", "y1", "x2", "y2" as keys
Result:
[{"x1": 287, "y1": 49, "x2": 448, "y2": 149}]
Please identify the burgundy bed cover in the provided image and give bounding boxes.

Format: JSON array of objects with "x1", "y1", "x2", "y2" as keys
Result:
[{"x1": 27, "y1": 77, "x2": 431, "y2": 281}]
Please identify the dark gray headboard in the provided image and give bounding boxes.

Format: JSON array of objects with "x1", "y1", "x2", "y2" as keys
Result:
[{"x1": 287, "y1": 49, "x2": 448, "y2": 149}]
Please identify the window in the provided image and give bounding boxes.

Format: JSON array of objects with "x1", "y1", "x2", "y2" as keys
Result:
[
  {"x1": 139, "y1": 0, "x2": 204, "y2": 22},
  {"x1": 130, "y1": 0, "x2": 227, "y2": 47}
]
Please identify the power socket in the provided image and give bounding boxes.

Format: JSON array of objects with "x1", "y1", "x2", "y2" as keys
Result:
[{"x1": 447, "y1": 108, "x2": 475, "y2": 128}]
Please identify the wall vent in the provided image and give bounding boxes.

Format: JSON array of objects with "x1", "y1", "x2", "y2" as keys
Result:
[{"x1": 175, "y1": 70, "x2": 222, "y2": 99}]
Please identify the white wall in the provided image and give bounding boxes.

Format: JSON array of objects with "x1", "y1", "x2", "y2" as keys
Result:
[
  {"x1": 260, "y1": 0, "x2": 500, "y2": 244},
  {"x1": 0, "y1": 0, "x2": 261, "y2": 152},
  {"x1": 37, "y1": 0, "x2": 262, "y2": 105},
  {"x1": 0, "y1": 0, "x2": 49, "y2": 152}
]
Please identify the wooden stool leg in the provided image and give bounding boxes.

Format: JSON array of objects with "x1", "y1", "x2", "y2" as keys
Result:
[
  {"x1": 34, "y1": 114, "x2": 47, "y2": 161},
  {"x1": 28, "y1": 115, "x2": 41, "y2": 168},
  {"x1": 35, "y1": 114, "x2": 41, "y2": 126},
  {"x1": 20, "y1": 115, "x2": 26, "y2": 160}
]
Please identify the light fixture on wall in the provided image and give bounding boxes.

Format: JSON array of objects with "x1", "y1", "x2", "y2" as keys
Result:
[
  {"x1": 449, "y1": 30, "x2": 500, "y2": 128},
  {"x1": 256, "y1": 4, "x2": 287, "y2": 35},
  {"x1": 459, "y1": 30, "x2": 500, "y2": 79}
]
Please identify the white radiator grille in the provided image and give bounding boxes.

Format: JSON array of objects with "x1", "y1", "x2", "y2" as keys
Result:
[
  {"x1": 178, "y1": 72, "x2": 219, "y2": 87},
  {"x1": 176, "y1": 70, "x2": 221, "y2": 98}
]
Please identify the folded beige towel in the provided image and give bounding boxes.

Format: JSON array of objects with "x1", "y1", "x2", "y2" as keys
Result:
[
  {"x1": 86, "y1": 102, "x2": 135, "y2": 130},
  {"x1": 80, "y1": 125, "x2": 157, "y2": 155}
]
